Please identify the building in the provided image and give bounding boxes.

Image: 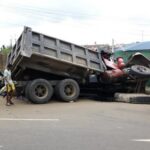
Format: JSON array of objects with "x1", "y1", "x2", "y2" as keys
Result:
[{"x1": 114, "y1": 41, "x2": 150, "y2": 62}]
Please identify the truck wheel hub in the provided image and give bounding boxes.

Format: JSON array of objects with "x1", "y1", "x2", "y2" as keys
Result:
[
  {"x1": 35, "y1": 85, "x2": 47, "y2": 97},
  {"x1": 65, "y1": 85, "x2": 74, "y2": 96}
]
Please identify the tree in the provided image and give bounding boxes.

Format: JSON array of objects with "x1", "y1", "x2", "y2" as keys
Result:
[{"x1": 0, "y1": 45, "x2": 11, "y2": 55}]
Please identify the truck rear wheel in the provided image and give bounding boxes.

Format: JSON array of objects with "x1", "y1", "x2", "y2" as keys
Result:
[
  {"x1": 26, "y1": 79, "x2": 53, "y2": 104},
  {"x1": 55, "y1": 79, "x2": 80, "y2": 102},
  {"x1": 25, "y1": 81, "x2": 32, "y2": 99}
]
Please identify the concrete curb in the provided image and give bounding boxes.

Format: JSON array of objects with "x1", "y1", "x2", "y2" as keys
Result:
[{"x1": 114, "y1": 93, "x2": 150, "y2": 104}]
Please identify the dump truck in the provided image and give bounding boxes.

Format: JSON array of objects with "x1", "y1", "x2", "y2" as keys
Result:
[{"x1": 7, "y1": 27, "x2": 150, "y2": 103}]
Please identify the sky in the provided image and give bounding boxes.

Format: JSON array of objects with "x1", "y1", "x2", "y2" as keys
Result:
[{"x1": 0, "y1": 0, "x2": 150, "y2": 47}]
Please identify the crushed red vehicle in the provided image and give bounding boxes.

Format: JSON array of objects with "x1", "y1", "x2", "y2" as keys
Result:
[
  {"x1": 101, "y1": 51, "x2": 150, "y2": 81},
  {"x1": 94, "y1": 51, "x2": 150, "y2": 94}
]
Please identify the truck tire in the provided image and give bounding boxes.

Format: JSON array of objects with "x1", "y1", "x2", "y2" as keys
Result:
[
  {"x1": 27, "y1": 79, "x2": 53, "y2": 104},
  {"x1": 130, "y1": 65, "x2": 150, "y2": 77},
  {"x1": 55, "y1": 79, "x2": 80, "y2": 102},
  {"x1": 25, "y1": 81, "x2": 32, "y2": 99}
]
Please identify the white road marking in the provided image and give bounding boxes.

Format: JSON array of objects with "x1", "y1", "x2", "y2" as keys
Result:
[
  {"x1": 0, "y1": 118, "x2": 59, "y2": 121},
  {"x1": 0, "y1": 145, "x2": 3, "y2": 149},
  {"x1": 132, "y1": 139, "x2": 150, "y2": 142},
  {"x1": 117, "y1": 126, "x2": 123, "y2": 129}
]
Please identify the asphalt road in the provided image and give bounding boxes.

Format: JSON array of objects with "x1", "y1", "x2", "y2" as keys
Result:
[{"x1": 0, "y1": 97, "x2": 150, "y2": 150}]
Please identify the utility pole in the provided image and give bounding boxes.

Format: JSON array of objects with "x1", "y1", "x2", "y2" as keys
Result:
[
  {"x1": 112, "y1": 38, "x2": 114, "y2": 53},
  {"x1": 141, "y1": 30, "x2": 144, "y2": 42},
  {"x1": 10, "y1": 38, "x2": 12, "y2": 49}
]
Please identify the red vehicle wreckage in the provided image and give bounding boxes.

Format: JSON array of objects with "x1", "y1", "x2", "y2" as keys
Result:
[
  {"x1": 101, "y1": 51, "x2": 150, "y2": 80},
  {"x1": 95, "y1": 51, "x2": 150, "y2": 95}
]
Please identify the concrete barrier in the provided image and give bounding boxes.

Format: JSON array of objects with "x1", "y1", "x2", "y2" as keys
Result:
[{"x1": 114, "y1": 93, "x2": 150, "y2": 104}]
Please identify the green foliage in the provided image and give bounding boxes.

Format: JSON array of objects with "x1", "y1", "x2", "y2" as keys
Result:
[{"x1": 0, "y1": 45, "x2": 11, "y2": 55}]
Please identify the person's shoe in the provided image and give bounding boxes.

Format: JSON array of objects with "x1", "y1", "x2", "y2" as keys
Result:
[
  {"x1": 10, "y1": 102, "x2": 14, "y2": 105},
  {"x1": 6, "y1": 103, "x2": 11, "y2": 106}
]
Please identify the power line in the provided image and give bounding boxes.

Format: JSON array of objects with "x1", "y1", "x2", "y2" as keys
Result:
[
  {"x1": 0, "y1": 4, "x2": 98, "y2": 28},
  {"x1": 0, "y1": 4, "x2": 99, "y2": 18},
  {"x1": 2, "y1": 4, "x2": 150, "y2": 39}
]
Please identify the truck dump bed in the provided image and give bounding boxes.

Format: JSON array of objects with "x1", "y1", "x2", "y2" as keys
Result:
[{"x1": 7, "y1": 27, "x2": 105, "y2": 80}]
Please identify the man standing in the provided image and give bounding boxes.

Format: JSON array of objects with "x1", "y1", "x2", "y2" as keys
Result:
[{"x1": 4, "y1": 64, "x2": 15, "y2": 106}]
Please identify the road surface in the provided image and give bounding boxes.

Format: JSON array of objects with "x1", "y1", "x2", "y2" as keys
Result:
[{"x1": 0, "y1": 97, "x2": 150, "y2": 150}]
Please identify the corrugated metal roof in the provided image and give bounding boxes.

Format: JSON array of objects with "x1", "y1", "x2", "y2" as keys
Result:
[{"x1": 115, "y1": 41, "x2": 150, "y2": 51}]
